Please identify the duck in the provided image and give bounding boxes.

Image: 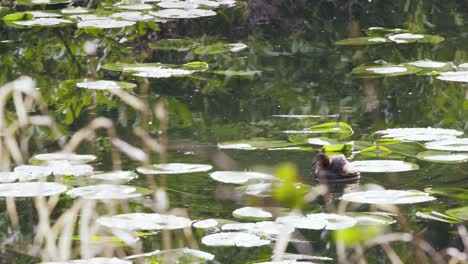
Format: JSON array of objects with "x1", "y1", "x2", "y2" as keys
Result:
[{"x1": 314, "y1": 153, "x2": 360, "y2": 182}]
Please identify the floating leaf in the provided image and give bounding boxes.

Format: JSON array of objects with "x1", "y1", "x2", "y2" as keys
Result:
[
  {"x1": 218, "y1": 138, "x2": 299, "y2": 150},
  {"x1": 436, "y1": 71, "x2": 468, "y2": 83},
  {"x1": 209, "y1": 171, "x2": 275, "y2": 184},
  {"x1": 137, "y1": 163, "x2": 213, "y2": 174},
  {"x1": 14, "y1": 163, "x2": 93, "y2": 178},
  {"x1": 43, "y1": 258, "x2": 131, "y2": 264},
  {"x1": 336, "y1": 37, "x2": 390, "y2": 45},
  {"x1": 157, "y1": 1, "x2": 199, "y2": 9},
  {"x1": 61, "y1": 79, "x2": 136, "y2": 90},
  {"x1": 345, "y1": 212, "x2": 396, "y2": 225},
  {"x1": 0, "y1": 172, "x2": 20, "y2": 183},
  {"x1": 341, "y1": 190, "x2": 436, "y2": 204},
  {"x1": 221, "y1": 221, "x2": 294, "y2": 236},
  {"x1": 275, "y1": 214, "x2": 326, "y2": 230},
  {"x1": 407, "y1": 60, "x2": 450, "y2": 69},
  {"x1": 416, "y1": 210, "x2": 463, "y2": 224},
  {"x1": 201, "y1": 232, "x2": 270, "y2": 247},
  {"x1": 150, "y1": 8, "x2": 216, "y2": 19},
  {"x1": 90, "y1": 171, "x2": 139, "y2": 182},
  {"x1": 387, "y1": 33, "x2": 444, "y2": 44},
  {"x1": 116, "y1": 3, "x2": 153, "y2": 10},
  {"x1": 194, "y1": 43, "x2": 247, "y2": 55},
  {"x1": 351, "y1": 64, "x2": 421, "y2": 78},
  {"x1": 98, "y1": 213, "x2": 192, "y2": 230},
  {"x1": 306, "y1": 213, "x2": 357, "y2": 230},
  {"x1": 424, "y1": 187, "x2": 468, "y2": 200},
  {"x1": 309, "y1": 122, "x2": 354, "y2": 137},
  {"x1": 0, "y1": 182, "x2": 67, "y2": 197},
  {"x1": 445, "y1": 207, "x2": 468, "y2": 221},
  {"x1": 348, "y1": 160, "x2": 419, "y2": 172},
  {"x1": 322, "y1": 142, "x2": 354, "y2": 153},
  {"x1": 149, "y1": 39, "x2": 200, "y2": 51},
  {"x1": 210, "y1": 70, "x2": 261, "y2": 77},
  {"x1": 416, "y1": 151, "x2": 468, "y2": 163},
  {"x1": 110, "y1": 12, "x2": 155, "y2": 22},
  {"x1": 16, "y1": 0, "x2": 71, "y2": 5},
  {"x1": 363, "y1": 27, "x2": 408, "y2": 36},
  {"x1": 77, "y1": 19, "x2": 136, "y2": 29},
  {"x1": 61, "y1": 6, "x2": 90, "y2": 14},
  {"x1": 375, "y1": 127, "x2": 462, "y2": 142},
  {"x1": 126, "y1": 248, "x2": 215, "y2": 263},
  {"x1": 232, "y1": 207, "x2": 273, "y2": 220},
  {"x1": 67, "y1": 184, "x2": 150, "y2": 199},
  {"x1": 360, "y1": 146, "x2": 392, "y2": 157},
  {"x1": 425, "y1": 138, "x2": 468, "y2": 152},
  {"x1": 30, "y1": 153, "x2": 96, "y2": 164},
  {"x1": 193, "y1": 219, "x2": 218, "y2": 229}
]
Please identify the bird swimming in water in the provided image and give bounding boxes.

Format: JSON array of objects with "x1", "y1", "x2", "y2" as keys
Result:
[{"x1": 314, "y1": 153, "x2": 360, "y2": 182}]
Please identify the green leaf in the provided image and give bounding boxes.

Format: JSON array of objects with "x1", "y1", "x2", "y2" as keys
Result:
[
  {"x1": 3, "y1": 12, "x2": 34, "y2": 21},
  {"x1": 351, "y1": 64, "x2": 422, "y2": 78},
  {"x1": 149, "y1": 39, "x2": 200, "y2": 51},
  {"x1": 333, "y1": 224, "x2": 385, "y2": 246},
  {"x1": 272, "y1": 163, "x2": 307, "y2": 209},
  {"x1": 218, "y1": 138, "x2": 300, "y2": 150},
  {"x1": 416, "y1": 209, "x2": 463, "y2": 224},
  {"x1": 336, "y1": 37, "x2": 390, "y2": 46},
  {"x1": 416, "y1": 151, "x2": 468, "y2": 163},
  {"x1": 424, "y1": 187, "x2": 468, "y2": 200},
  {"x1": 360, "y1": 145, "x2": 392, "y2": 157},
  {"x1": 445, "y1": 206, "x2": 468, "y2": 221}
]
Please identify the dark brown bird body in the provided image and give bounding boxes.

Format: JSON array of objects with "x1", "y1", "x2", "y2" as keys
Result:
[{"x1": 314, "y1": 153, "x2": 360, "y2": 182}]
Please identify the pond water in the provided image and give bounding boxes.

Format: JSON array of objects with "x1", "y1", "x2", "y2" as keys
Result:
[{"x1": 0, "y1": 0, "x2": 467, "y2": 263}]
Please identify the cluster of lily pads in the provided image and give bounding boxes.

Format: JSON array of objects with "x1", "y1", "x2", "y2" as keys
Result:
[
  {"x1": 2, "y1": 0, "x2": 238, "y2": 28},
  {"x1": 336, "y1": 27, "x2": 468, "y2": 82},
  {"x1": 215, "y1": 117, "x2": 467, "y2": 222}
]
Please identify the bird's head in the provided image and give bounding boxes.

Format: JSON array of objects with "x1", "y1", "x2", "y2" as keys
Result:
[{"x1": 314, "y1": 153, "x2": 331, "y2": 168}]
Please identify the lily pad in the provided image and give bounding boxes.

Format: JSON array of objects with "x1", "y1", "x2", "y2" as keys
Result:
[
  {"x1": 275, "y1": 214, "x2": 326, "y2": 230},
  {"x1": 137, "y1": 163, "x2": 212, "y2": 174},
  {"x1": 9, "y1": 17, "x2": 72, "y2": 27},
  {"x1": 201, "y1": 232, "x2": 270, "y2": 247},
  {"x1": 416, "y1": 151, "x2": 468, "y2": 163},
  {"x1": 416, "y1": 210, "x2": 463, "y2": 224},
  {"x1": 63, "y1": 79, "x2": 137, "y2": 90},
  {"x1": 12, "y1": 165, "x2": 53, "y2": 180},
  {"x1": 67, "y1": 184, "x2": 150, "y2": 199},
  {"x1": 221, "y1": 221, "x2": 294, "y2": 236},
  {"x1": 218, "y1": 138, "x2": 299, "y2": 150},
  {"x1": 149, "y1": 39, "x2": 200, "y2": 51},
  {"x1": 30, "y1": 153, "x2": 96, "y2": 164},
  {"x1": 375, "y1": 127, "x2": 463, "y2": 142},
  {"x1": 110, "y1": 12, "x2": 155, "y2": 22},
  {"x1": 341, "y1": 190, "x2": 436, "y2": 204},
  {"x1": 98, "y1": 213, "x2": 192, "y2": 230},
  {"x1": 194, "y1": 43, "x2": 247, "y2": 55},
  {"x1": 387, "y1": 33, "x2": 444, "y2": 44},
  {"x1": 306, "y1": 213, "x2": 357, "y2": 230},
  {"x1": 0, "y1": 172, "x2": 21, "y2": 183},
  {"x1": 309, "y1": 122, "x2": 354, "y2": 136},
  {"x1": 360, "y1": 146, "x2": 392, "y2": 157},
  {"x1": 115, "y1": 3, "x2": 153, "y2": 10},
  {"x1": 0, "y1": 182, "x2": 67, "y2": 197},
  {"x1": 209, "y1": 171, "x2": 275, "y2": 184},
  {"x1": 43, "y1": 258, "x2": 131, "y2": 264},
  {"x1": 424, "y1": 187, "x2": 468, "y2": 200},
  {"x1": 232, "y1": 207, "x2": 273, "y2": 220},
  {"x1": 157, "y1": 1, "x2": 200, "y2": 9},
  {"x1": 77, "y1": 19, "x2": 136, "y2": 29},
  {"x1": 336, "y1": 37, "x2": 390, "y2": 45},
  {"x1": 445, "y1": 206, "x2": 468, "y2": 221},
  {"x1": 351, "y1": 64, "x2": 421, "y2": 78},
  {"x1": 193, "y1": 219, "x2": 219, "y2": 229},
  {"x1": 61, "y1": 6, "x2": 90, "y2": 14},
  {"x1": 126, "y1": 248, "x2": 214, "y2": 263},
  {"x1": 150, "y1": 8, "x2": 217, "y2": 19},
  {"x1": 16, "y1": 0, "x2": 71, "y2": 5},
  {"x1": 407, "y1": 60, "x2": 450, "y2": 69},
  {"x1": 425, "y1": 138, "x2": 468, "y2": 152},
  {"x1": 348, "y1": 160, "x2": 419, "y2": 172},
  {"x1": 345, "y1": 212, "x2": 396, "y2": 225},
  {"x1": 436, "y1": 71, "x2": 468, "y2": 83},
  {"x1": 90, "y1": 171, "x2": 139, "y2": 182}
]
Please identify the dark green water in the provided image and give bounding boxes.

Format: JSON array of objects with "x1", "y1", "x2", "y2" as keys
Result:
[{"x1": 0, "y1": 0, "x2": 467, "y2": 263}]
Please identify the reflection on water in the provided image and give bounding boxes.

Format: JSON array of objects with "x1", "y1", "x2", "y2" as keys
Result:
[{"x1": 0, "y1": 0, "x2": 467, "y2": 263}]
